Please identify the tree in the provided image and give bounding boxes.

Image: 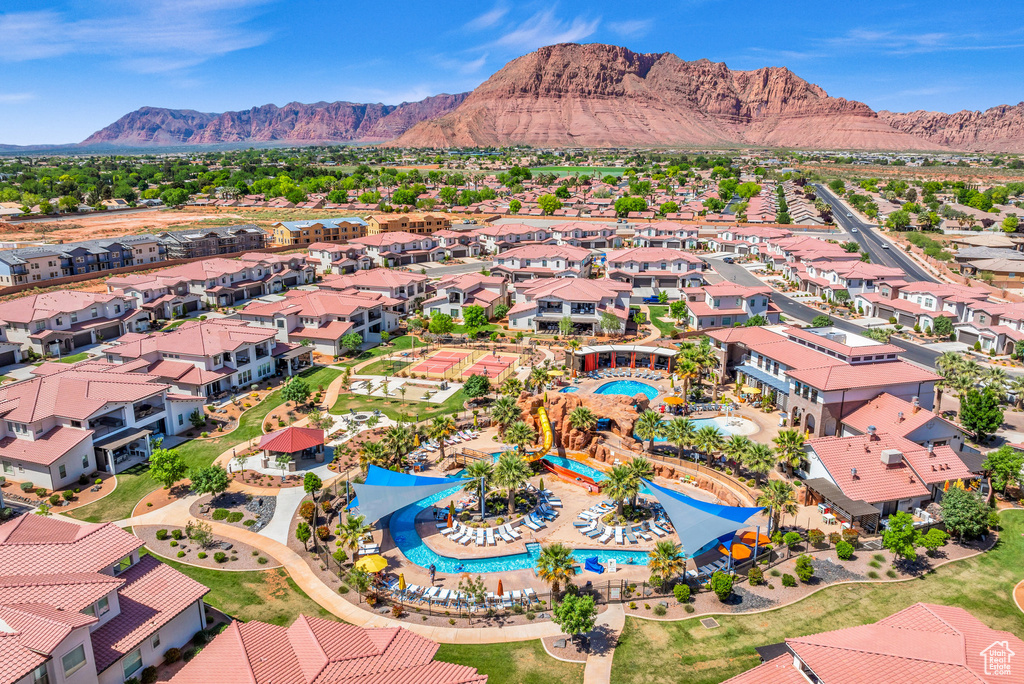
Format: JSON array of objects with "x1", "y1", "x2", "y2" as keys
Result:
[
  {"x1": 500, "y1": 377, "x2": 523, "y2": 398},
  {"x1": 663, "y1": 417, "x2": 696, "y2": 461},
  {"x1": 794, "y1": 554, "x2": 815, "y2": 582},
  {"x1": 558, "y1": 315, "x2": 574, "y2": 337},
  {"x1": 537, "y1": 194, "x2": 562, "y2": 215},
  {"x1": 189, "y1": 465, "x2": 230, "y2": 498},
  {"x1": 981, "y1": 445, "x2": 1024, "y2": 495},
  {"x1": 536, "y1": 543, "x2": 576, "y2": 594},
  {"x1": 341, "y1": 332, "x2": 363, "y2": 354},
  {"x1": 773, "y1": 429, "x2": 805, "y2": 477},
  {"x1": 160, "y1": 188, "x2": 190, "y2": 207},
  {"x1": 494, "y1": 303, "x2": 510, "y2": 320},
  {"x1": 188, "y1": 409, "x2": 206, "y2": 429},
  {"x1": 438, "y1": 186, "x2": 457, "y2": 206},
  {"x1": 149, "y1": 448, "x2": 187, "y2": 490},
  {"x1": 757, "y1": 480, "x2": 797, "y2": 534},
  {"x1": 599, "y1": 311, "x2": 623, "y2": 336},
  {"x1": 625, "y1": 456, "x2": 654, "y2": 508},
  {"x1": 1002, "y1": 214, "x2": 1019, "y2": 233},
  {"x1": 614, "y1": 196, "x2": 647, "y2": 216},
  {"x1": 462, "y1": 305, "x2": 488, "y2": 337},
  {"x1": 338, "y1": 514, "x2": 371, "y2": 561},
  {"x1": 493, "y1": 451, "x2": 531, "y2": 515},
  {"x1": 281, "y1": 377, "x2": 311, "y2": 405},
  {"x1": 647, "y1": 540, "x2": 685, "y2": 583},
  {"x1": 553, "y1": 593, "x2": 597, "y2": 646},
  {"x1": 722, "y1": 434, "x2": 752, "y2": 477},
  {"x1": 941, "y1": 486, "x2": 990, "y2": 539},
  {"x1": 509, "y1": 199, "x2": 522, "y2": 214},
  {"x1": 669, "y1": 300, "x2": 687, "y2": 321},
  {"x1": 882, "y1": 511, "x2": 919, "y2": 562},
  {"x1": 960, "y1": 388, "x2": 1003, "y2": 441},
  {"x1": 744, "y1": 314, "x2": 769, "y2": 327},
  {"x1": 490, "y1": 396, "x2": 521, "y2": 435},
  {"x1": 933, "y1": 316, "x2": 953, "y2": 337},
  {"x1": 634, "y1": 410, "x2": 665, "y2": 452},
  {"x1": 427, "y1": 415, "x2": 457, "y2": 463},
  {"x1": 919, "y1": 528, "x2": 948, "y2": 556},
  {"x1": 462, "y1": 459, "x2": 492, "y2": 517},
  {"x1": 811, "y1": 314, "x2": 833, "y2": 327},
  {"x1": 428, "y1": 312, "x2": 455, "y2": 336},
  {"x1": 710, "y1": 570, "x2": 733, "y2": 601},
  {"x1": 463, "y1": 374, "x2": 492, "y2": 399},
  {"x1": 742, "y1": 443, "x2": 775, "y2": 485},
  {"x1": 694, "y1": 424, "x2": 724, "y2": 468},
  {"x1": 603, "y1": 465, "x2": 636, "y2": 517},
  {"x1": 186, "y1": 520, "x2": 214, "y2": 549},
  {"x1": 505, "y1": 420, "x2": 537, "y2": 455},
  {"x1": 660, "y1": 201, "x2": 679, "y2": 215},
  {"x1": 568, "y1": 406, "x2": 597, "y2": 435},
  {"x1": 296, "y1": 521, "x2": 312, "y2": 550},
  {"x1": 359, "y1": 441, "x2": 386, "y2": 472}
]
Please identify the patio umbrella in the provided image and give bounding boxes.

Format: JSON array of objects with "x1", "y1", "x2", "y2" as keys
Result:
[
  {"x1": 744, "y1": 387, "x2": 762, "y2": 395},
  {"x1": 398, "y1": 574, "x2": 406, "y2": 592},
  {"x1": 497, "y1": 579, "x2": 504, "y2": 596},
  {"x1": 718, "y1": 543, "x2": 752, "y2": 560},
  {"x1": 447, "y1": 511, "x2": 452, "y2": 528},
  {"x1": 354, "y1": 554, "x2": 388, "y2": 573},
  {"x1": 663, "y1": 397, "x2": 685, "y2": 405},
  {"x1": 736, "y1": 531, "x2": 771, "y2": 547},
  {"x1": 548, "y1": 370, "x2": 564, "y2": 377}
]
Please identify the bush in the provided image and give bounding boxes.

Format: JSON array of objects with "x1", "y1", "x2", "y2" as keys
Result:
[
  {"x1": 62, "y1": 489, "x2": 74, "y2": 501},
  {"x1": 258, "y1": 556, "x2": 268, "y2": 565},
  {"x1": 171, "y1": 529, "x2": 184, "y2": 540},
  {"x1": 673, "y1": 583, "x2": 691, "y2": 603},
  {"x1": 177, "y1": 550, "x2": 185, "y2": 558},
  {"x1": 95, "y1": 478, "x2": 103, "y2": 486},
  {"x1": 156, "y1": 529, "x2": 168, "y2": 540},
  {"x1": 783, "y1": 531, "x2": 801, "y2": 548},
  {"x1": 654, "y1": 604, "x2": 667, "y2": 616},
  {"x1": 317, "y1": 525, "x2": 330, "y2": 540},
  {"x1": 332, "y1": 549, "x2": 347, "y2": 564},
  {"x1": 748, "y1": 566, "x2": 764, "y2": 586},
  {"x1": 19, "y1": 482, "x2": 34, "y2": 493},
  {"x1": 197, "y1": 552, "x2": 207, "y2": 559},
  {"x1": 140, "y1": 666, "x2": 158, "y2": 684},
  {"x1": 48, "y1": 494, "x2": 60, "y2": 505},
  {"x1": 781, "y1": 574, "x2": 797, "y2": 587},
  {"x1": 299, "y1": 501, "x2": 316, "y2": 522},
  {"x1": 163, "y1": 648, "x2": 182, "y2": 665},
  {"x1": 886, "y1": 569, "x2": 897, "y2": 578},
  {"x1": 169, "y1": 540, "x2": 178, "y2": 547},
  {"x1": 214, "y1": 552, "x2": 227, "y2": 563},
  {"x1": 226, "y1": 511, "x2": 244, "y2": 523},
  {"x1": 78, "y1": 473, "x2": 90, "y2": 486},
  {"x1": 867, "y1": 570, "x2": 880, "y2": 579},
  {"x1": 35, "y1": 487, "x2": 47, "y2": 497},
  {"x1": 841, "y1": 528, "x2": 859, "y2": 546},
  {"x1": 710, "y1": 571, "x2": 733, "y2": 601},
  {"x1": 192, "y1": 630, "x2": 208, "y2": 646},
  {"x1": 836, "y1": 540, "x2": 854, "y2": 560},
  {"x1": 795, "y1": 555, "x2": 814, "y2": 583},
  {"x1": 828, "y1": 531, "x2": 842, "y2": 545},
  {"x1": 211, "y1": 508, "x2": 229, "y2": 521},
  {"x1": 182, "y1": 647, "x2": 198, "y2": 663},
  {"x1": 807, "y1": 528, "x2": 825, "y2": 546},
  {"x1": 684, "y1": 604, "x2": 695, "y2": 613}
]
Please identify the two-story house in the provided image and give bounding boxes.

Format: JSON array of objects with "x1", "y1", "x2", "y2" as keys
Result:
[
  {"x1": 471, "y1": 223, "x2": 554, "y2": 254},
  {"x1": 631, "y1": 221, "x2": 701, "y2": 249},
  {"x1": 430, "y1": 230, "x2": 483, "y2": 259},
  {"x1": 604, "y1": 247, "x2": 705, "y2": 290},
  {"x1": 683, "y1": 283, "x2": 779, "y2": 329},
  {"x1": 507, "y1": 279, "x2": 632, "y2": 335},
  {"x1": 490, "y1": 244, "x2": 594, "y2": 282},
  {"x1": 795, "y1": 260, "x2": 905, "y2": 300},
  {"x1": 856, "y1": 281, "x2": 986, "y2": 331},
  {"x1": 319, "y1": 268, "x2": 429, "y2": 315},
  {"x1": 549, "y1": 222, "x2": 618, "y2": 249},
  {"x1": 421, "y1": 273, "x2": 508, "y2": 320},
  {"x1": 0, "y1": 515, "x2": 208, "y2": 684},
  {"x1": 305, "y1": 242, "x2": 372, "y2": 274},
  {"x1": 364, "y1": 213, "x2": 450, "y2": 236},
  {"x1": 350, "y1": 231, "x2": 445, "y2": 267},
  {"x1": 0, "y1": 236, "x2": 166, "y2": 287},
  {"x1": 156, "y1": 225, "x2": 268, "y2": 259}
]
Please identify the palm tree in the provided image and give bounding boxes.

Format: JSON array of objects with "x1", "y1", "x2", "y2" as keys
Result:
[
  {"x1": 338, "y1": 513, "x2": 372, "y2": 562},
  {"x1": 772, "y1": 429, "x2": 805, "y2": 478},
  {"x1": 500, "y1": 377, "x2": 524, "y2": 397},
  {"x1": 568, "y1": 406, "x2": 597, "y2": 435},
  {"x1": 742, "y1": 443, "x2": 775, "y2": 486},
  {"x1": 504, "y1": 420, "x2": 538, "y2": 455},
  {"x1": 663, "y1": 417, "x2": 696, "y2": 461},
  {"x1": 359, "y1": 441, "x2": 386, "y2": 473},
  {"x1": 674, "y1": 357, "x2": 699, "y2": 405},
  {"x1": 493, "y1": 451, "x2": 532, "y2": 515},
  {"x1": 1008, "y1": 376, "x2": 1024, "y2": 410},
  {"x1": 382, "y1": 423, "x2": 415, "y2": 470},
  {"x1": 536, "y1": 543, "x2": 576, "y2": 595},
  {"x1": 603, "y1": 465, "x2": 636, "y2": 516},
  {"x1": 626, "y1": 456, "x2": 654, "y2": 508},
  {"x1": 427, "y1": 415, "x2": 457, "y2": 464},
  {"x1": 693, "y1": 425, "x2": 724, "y2": 468},
  {"x1": 936, "y1": 351, "x2": 962, "y2": 377},
  {"x1": 528, "y1": 366, "x2": 549, "y2": 393},
  {"x1": 634, "y1": 410, "x2": 665, "y2": 452},
  {"x1": 461, "y1": 459, "x2": 493, "y2": 517},
  {"x1": 985, "y1": 367, "x2": 1008, "y2": 399},
  {"x1": 490, "y1": 396, "x2": 521, "y2": 436},
  {"x1": 566, "y1": 339, "x2": 582, "y2": 354},
  {"x1": 722, "y1": 435, "x2": 752, "y2": 478},
  {"x1": 960, "y1": 358, "x2": 982, "y2": 382},
  {"x1": 951, "y1": 373, "x2": 976, "y2": 401},
  {"x1": 757, "y1": 479, "x2": 797, "y2": 535},
  {"x1": 647, "y1": 540, "x2": 686, "y2": 583}
]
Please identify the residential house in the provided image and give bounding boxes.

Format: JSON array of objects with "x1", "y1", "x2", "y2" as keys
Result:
[
  {"x1": 156, "y1": 225, "x2": 268, "y2": 259},
  {"x1": 0, "y1": 236, "x2": 166, "y2": 287},
  {"x1": 0, "y1": 291, "x2": 150, "y2": 357},
  {"x1": 169, "y1": 615, "x2": 486, "y2": 684},
  {"x1": 350, "y1": 231, "x2": 445, "y2": 267},
  {"x1": 709, "y1": 324, "x2": 940, "y2": 437},
  {"x1": 683, "y1": 283, "x2": 779, "y2": 329},
  {"x1": 319, "y1": 269, "x2": 428, "y2": 315},
  {"x1": 723, "y1": 603, "x2": 1021, "y2": 683},
  {"x1": 430, "y1": 229, "x2": 483, "y2": 259},
  {"x1": 631, "y1": 222, "x2": 701, "y2": 249},
  {"x1": 305, "y1": 242, "x2": 372, "y2": 274},
  {"x1": 840, "y1": 392, "x2": 966, "y2": 454},
  {"x1": 856, "y1": 281, "x2": 986, "y2": 330},
  {"x1": 490, "y1": 244, "x2": 594, "y2": 282},
  {"x1": 549, "y1": 222, "x2": 618, "y2": 249},
  {"x1": 364, "y1": 213, "x2": 450, "y2": 236},
  {"x1": 421, "y1": 273, "x2": 508, "y2": 320},
  {"x1": 508, "y1": 279, "x2": 632, "y2": 335},
  {"x1": 796, "y1": 260, "x2": 905, "y2": 300},
  {"x1": 270, "y1": 217, "x2": 368, "y2": 246},
  {"x1": 604, "y1": 247, "x2": 705, "y2": 290},
  {"x1": 470, "y1": 223, "x2": 554, "y2": 254},
  {"x1": 0, "y1": 362, "x2": 205, "y2": 487},
  {"x1": 0, "y1": 515, "x2": 208, "y2": 684}
]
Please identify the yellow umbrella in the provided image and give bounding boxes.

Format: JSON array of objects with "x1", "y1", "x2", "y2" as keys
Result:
[
  {"x1": 663, "y1": 396, "x2": 685, "y2": 405},
  {"x1": 354, "y1": 554, "x2": 388, "y2": 573},
  {"x1": 548, "y1": 370, "x2": 564, "y2": 377},
  {"x1": 398, "y1": 574, "x2": 406, "y2": 592},
  {"x1": 744, "y1": 387, "x2": 762, "y2": 395}
]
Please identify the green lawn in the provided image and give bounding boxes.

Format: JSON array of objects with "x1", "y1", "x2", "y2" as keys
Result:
[
  {"x1": 452, "y1": 323, "x2": 500, "y2": 336},
  {"x1": 435, "y1": 641, "x2": 584, "y2": 684},
  {"x1": 610, "y1": 510, "x2": 1024, "y2": 684},
  {"x1": 337, "y1": 335, "x2": 423, "y2": 367},
  {"x1": 58, "y1": 352, "x2": 91, "y2": 364},
  {"x1": 330, "y1": 387, "x2": 469, "y2": 423},
  {"x1": 69, "y1": 366, "x2": 341, "y2": 523},
  {"x1": 358, "y1": 358, "x2": 412, "y2": 376},
  {"x1": 646, "y1": 306, "x2": 679, "y2": 337}
]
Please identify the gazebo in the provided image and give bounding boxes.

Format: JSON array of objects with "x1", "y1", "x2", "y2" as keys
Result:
[{"x1": 258, "y1": 426, "x2": 325, "y2": 471}]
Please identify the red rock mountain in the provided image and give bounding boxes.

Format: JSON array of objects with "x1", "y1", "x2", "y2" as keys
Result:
[
  {"x1": 878, "y1": 104, "x2": 1024, "y2": 152},
  {"x1": 80, "y1": 94, "x2": 467, "y2": 147}
]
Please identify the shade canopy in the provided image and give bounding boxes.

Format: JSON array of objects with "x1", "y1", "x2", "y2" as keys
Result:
[
  {"x1": 354, "y1": 554, "x2": 388, "y2": 573},
  {"x1": 349, "y1": 465, "x2": 463, "y2": 525},
  {"x1": 662, "y1": 397, "x2": 685, "y2": 405},
  {"x1": 641, "y1": 478, "x2": 762, "y2": 557}
]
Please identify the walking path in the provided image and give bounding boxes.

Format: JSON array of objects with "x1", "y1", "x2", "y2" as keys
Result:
[
  {"x1": 583, "y1": 603, "x2": 625, "y2": 684},
  {"x1": 257, "y1": 485, "x2": 308, "y2": 545}
]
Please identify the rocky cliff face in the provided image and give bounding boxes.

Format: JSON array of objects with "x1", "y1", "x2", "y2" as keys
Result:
[
  {"x1": 80, "y1": 93, "x2": 467, "y2": 147},
  {"x1": 879, "y1": 104, "x2": 1024, "y2": 153},
  {"x1": 391, "y1": 43, "x2": 934, "y2": 150}
]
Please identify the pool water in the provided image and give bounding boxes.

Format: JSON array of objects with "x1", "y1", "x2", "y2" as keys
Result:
[
  {"x1": 595, "y1": 380, "x2": 659, "y2": 400},
  {"x1": 640, "y1": 415, "x2": 754, "y2": 441},
  {"x1": 558, "y1": 387, "x2": 579, "y2": 393}
]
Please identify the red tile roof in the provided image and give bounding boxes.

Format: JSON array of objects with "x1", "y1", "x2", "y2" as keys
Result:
[
  {"x1": 721, "y1": 655, "x2": 807, "y2": 684},
  {"x1": 807, "y1": 433, "x2": 932, "y2": 503},
  {"x1": 0, "y1": 426, "x2": 92, "y2": 466},
  {"x1": 0, "y1": 572, "x2": 123, "y2": 611},
  {"x1": 259, "y1": 426, "x2": 325, "y2": 453},
  {"x1": 106, "y1": 319, "x2": 276, "y2": 360},
  {"x1": 0, "y1": 516, "x2": 142, "y2": 575},
  {"x1": 0, "y1": 631, "x2": 49, "y2": 684},
  {"x1": 787, "y1": 360, "x2": 940, "y2": 391},
  {"x1": 0, "y1": 602, "x2": 96, "y2": 654},
  {"x1": 841, "y1": 393, "x2": 958, "y2": 440},
  {"x1": 170, "y1": 616, "x2": 487, "y2": 684}
]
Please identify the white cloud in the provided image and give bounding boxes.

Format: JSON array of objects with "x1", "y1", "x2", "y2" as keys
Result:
[
  {"x1": 466, "y1": 5, "x2": 508, "y2": 31},
  {"x1": 610, "y1": 19, "x2": 652, "y2": 39},
  {"x1": 491, "y1": 9, "x2": 600, "y2": 51},
  {"x1": 0, "y1": 93, "x2": 36, "y2": 104}
]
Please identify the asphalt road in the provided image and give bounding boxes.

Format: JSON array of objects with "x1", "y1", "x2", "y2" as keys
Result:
[
  {"x1": 709, "y1": 257, "x2": 940, "y2": 368},
  {"x1": 811, "y1": 184, "x2": 935, "y2": 283}
]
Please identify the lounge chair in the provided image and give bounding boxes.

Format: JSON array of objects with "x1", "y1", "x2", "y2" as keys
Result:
[
  {"x1": 525, "y1": 587, "x2": 538, "y2": 604},
  {"x1": 648, "y1": 522, "x2": 667, "y2": 537},
  {"x1": 624, "y1": 529, "x2": 637, "y2": 544},
  {"x1": 528, "y1": 514, "x2": 547, "y2": 528},
  {"x1": 614, "y1": 527, "x2": 624, "y2": 545},
  {"x1": 475, "y1": 529, "x2": 485, "y2": 546},
  {"x1": 505, "y1": 524, "x2": 521, "y2": 539},
  {"x1": 573, "y1": 521, "x2": 591, "y2": 528},
  {"x1": 497, "y1": 526, "x2": 514, "y2": 543},
  {"x1": 421, "y1": 586, "x2": 439, "y2": 603},
  {"x1": 485, "y1": 528, "x2": 496, "y2": 545},
  {"x1": 545, "y1": 497, "x2": 563, "y2": 508},
  {"x1": 459, "y1": 530, "x2": 474, "y2": 545},
  {"x1": 584, "y1": 524, "x2": 603, "y2": 538},
  {"x1": 598, "y1": 526, "x2": 614, "y2": 544},
  {"x1": 580, "y1": 522, "x2": 597, "y2": 536},
  {"x1": 523, "y1": 516, "x2": 542, "y2": 531}
]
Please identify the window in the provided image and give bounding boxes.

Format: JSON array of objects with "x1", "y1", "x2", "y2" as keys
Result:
[
  {"x1": 178, "y1": 413, "x2": 184, "y2": 426},
  {"x1": 113, "y1": 556, "x2": 132, "y2": 575},
  {"x1": 82, "y1": 454, "x2": 89, "y2": 469},
  {"x1": 31, "y1": 664, "x2": 49, "y2": 684},
  {"x1": 151, "y1": 633, "x2": 161, "y2": 650},
  {"x1": 59, "y1": 465, "x2": 67, "y2": 479},
  {"x1": 82, "y1": 604, "x2": 95, "y2": 617},
  {"x1": 1, "y1": 460, "x2": 12, "y2": 475},
  {"x1": 122, "y1": 648, "x2": 143, "y2": 679},
  {"x1": 62, "y1": 645, "x2": 87, "y2": 677},
  {"x1": 97, "y1": 596, "x2": 109, "y2": 615}
]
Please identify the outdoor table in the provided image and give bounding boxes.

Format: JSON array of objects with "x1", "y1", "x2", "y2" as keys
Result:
[{"x1": 823, "y1": 513, "x2": 836, "y2": 524}]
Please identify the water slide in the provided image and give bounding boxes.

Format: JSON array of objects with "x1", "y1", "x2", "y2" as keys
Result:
[{"x1": 526, "y1": 406, "x2": 554, "y2": 462}]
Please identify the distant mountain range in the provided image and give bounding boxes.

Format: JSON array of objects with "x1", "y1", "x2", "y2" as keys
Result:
[{"x1": 59, "y1": 43, "x2": 1024, "y2": 152}]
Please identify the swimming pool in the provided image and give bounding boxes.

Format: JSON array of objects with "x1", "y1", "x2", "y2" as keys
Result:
[
  {"x1": 558, "y1": 387, "x2": 579, "y2": 393},
  {"x1": 639, "y1": 415, "x2": 757, "y2": 441},
  {"x1": 595, "y1": 380, "x2": 659, "y2": 400}
]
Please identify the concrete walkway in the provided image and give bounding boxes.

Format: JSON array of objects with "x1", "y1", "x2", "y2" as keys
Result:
[
  {"x1": 583, "y1": 603, "x2": 625, "y2": 684},
  {"x1": 257, "y1": 485, "x2": 308, "y2": 545}
]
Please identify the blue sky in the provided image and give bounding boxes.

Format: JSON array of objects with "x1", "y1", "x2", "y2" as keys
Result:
[{"x1": 2, "y1": 0, "x2": 1024, "y2": 145}]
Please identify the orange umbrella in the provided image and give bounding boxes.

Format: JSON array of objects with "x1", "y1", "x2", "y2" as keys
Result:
[
  {"x1": 736, "y1": 531, "x2": 771, "y2": 547},
  {"x1": 447, "y1": 511, "x2": 452, "y2": 528},
  {"x1": 497, "y1": 579, "x2": 504, "y2": 597}
]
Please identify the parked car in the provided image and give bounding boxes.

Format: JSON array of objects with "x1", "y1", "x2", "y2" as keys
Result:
[
  {"x1": 642, "y1": 295, "x2": 661, "y2": 304},
  {"x1": 722, "y1": 256, "x2": 735, "y2": 264}
]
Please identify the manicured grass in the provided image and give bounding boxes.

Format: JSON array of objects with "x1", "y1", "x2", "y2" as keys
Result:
[
  {"x1": 337, "y1": 335, "x2": 423, "y2": 367},
  {"x1": 57, "y1": 352, "x2": 91, "y2": 364},
  {"x1": 160, "y1": 317, "x2": 202, "y2": 331},
  {"x1": 646, "y1": 306, "x2": 679, "y2": 337},
  {"x1": 452, "y1": 323, "x2": 500, "y2": 336},
  {"x1": 358, "y1": 358, "x2": 412, "y2": 376},
  {"x1": 610, "y1": 510, "x2": 1024, "y2": 684},
  {"x1": 435, "y1": 640, "x2": 583, "y2": 684},
  {"x1": 330, "y1": 387, "x2": 469, "y2": 423},
  {"x1": 69, "y1": 366, "x2": 341, "y2": 523},
  {"x1": 156, "y1": 557, "x2": 338, "y2": 625}
]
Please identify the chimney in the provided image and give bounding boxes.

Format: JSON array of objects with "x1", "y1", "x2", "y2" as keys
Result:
[
  {"x1": 897, "y1": 411, "x2": 904, "y2": 423},
  {"x1": 912, "y1": 396, "x2": 920, "y2": 414},
  {"x1": 880, "y1": 449, "x2": 904, "y2": 466},
  {"x1": 867, "y1": 425, "x2": 878, "y2": 440}
]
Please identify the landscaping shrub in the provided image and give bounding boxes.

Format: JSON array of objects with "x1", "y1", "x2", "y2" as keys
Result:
[
  {"x1": 211, "y1": 508, "x2": 229, "y2": 521},
  {"x1": 867, "y1": 570, "x2": 880, "y2": 579},
  {"x1": 192, "y1": 630, "x2": 208, "y2": 646},
  {"x1": 197, "y1": 552, "x2": 207, "y2": 559},
  {"x1": 19, "y1": 482, "x2": 33, "y2": 493},
  {"x1": 841, "y1": 528, "x2": 859, "y2": 546},
  {"x1": 171, "y1": 529, "x2": 183, "y2": 540},
  {"x1": 684, "y1": 604, "x2": 695, "y2": 613},
  {"x1": 169, "y1": 540, "x2": 178, "y2": 548},
  {"x1": 62, "y1": 490, "x2": 74, "y2": 501},
  {"x1": 769, "y1": 569, "x2": 781, "y2": 577},
  {"x1": 214, "y1": 552, "x2": 227, "y2": 563},
  {"x1": 828, "y1": 531, "x2": 842, "y2": 545},
  {"x1": 299, "y1": 501, "x2": 316, "y2": 522},
  {"x1": 747, "y1": 566, "x2": 764, "y2": 586},
  {"x1": 163, "y1": 648, "x2": 181, "y2": 665},
  {"x1": 226, "y1": 511, "x2": 244, "y2": 523},
  {"x1": 243, "y1": 519, "x2": 256, "y2": 527},
  {"x1": 95, "y1": 478, "x2": 102, "y2": 486},
  {"x1": 258, "y1": 556, "x2": 268, "y2": 565},
  {"x1": 710, "y1": 571, "x2": 733, "y2": 601},
  {"x1": 141, "y1": 666, "x2": 158, "y2": 684},
  {"x1": 48, "y1": 494, "x2": 60, "y2": 505},
  {"x1": 78, "y1": 473, "x2": 89, "y2": 486},
  {"x1": 783, "y1": 531, "x2": 802, "y2": 548},
  {"x1": 182, "y1": 648, "x2": 198, "y2": 663},
  {"x1": 795, "y1": 555, "x2": 814, "y2": 583},
  {"x1": 886, "y1": 569, "x2": 897, "y2": 578},
  {"x1": 807, "y1": 528, "x2": 825, "y2": 546},
  {"x1": 156, "y1": 529, "x2": 168, "y2": 540},
  {"x1": 654, "y1": 604, "x2": 667, "y2": 616},
  {"x1": 673, "y1": 584, "x2": 690, "y2": 603},
  {"x1": 317, "y1": 525, "x2": 330, "y2": 540},
  {"x1": 781, "y1": 574, "x2": 797, "y2": 587},
  {"x1": 35, "y1": 487, "x2": 47, "y2": 497},
  {"x1": 835, "y1": 540, "x2": 854, "y2": 560},
  {"x1": 177, "y1": 550, "x2": 185, "y2": 558},
  {"x1": 333, "y1": 549, "x2": 347, "y2": 563}
]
